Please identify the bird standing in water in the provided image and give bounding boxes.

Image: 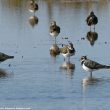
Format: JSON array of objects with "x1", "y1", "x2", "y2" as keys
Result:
[
  {"x1": 49, "y1": 21, "x2": 60, "y2": 44},
  {"x1": 60, "y1": 42, "x2": 75, "y2": 62},
  {"x1": 86, "y1": 11, "x2": 98, "y2": 31},
  {"x1": 28, "y1": 0, "x2": 38, "y2": 13},
  {"x1": 80, "y1": 56, "x2": 110, "y2": 77}
]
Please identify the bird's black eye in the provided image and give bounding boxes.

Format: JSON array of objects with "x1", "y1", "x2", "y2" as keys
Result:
[
  {"x1": 81, "y1": 56, "x2": 86, "y2": 60},
  {"x1": 82, "y1": 58, "x2": 84, "y2": 60},
  {"x1": 81, "y1": 57, "x2": 83, "y2": 60}
]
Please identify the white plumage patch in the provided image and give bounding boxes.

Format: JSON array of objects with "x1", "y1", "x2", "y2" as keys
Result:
[
  {"x1": 82, "y1": 63, "x2": 93, "y2": 73},
  {"x1": 50, "y1": 32, "x2": 59, "y2": 37}
]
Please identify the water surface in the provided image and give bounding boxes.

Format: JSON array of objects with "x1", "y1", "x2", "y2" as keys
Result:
[{"x1": 0, "y1": 0, "x2": 110, "y2": 110}]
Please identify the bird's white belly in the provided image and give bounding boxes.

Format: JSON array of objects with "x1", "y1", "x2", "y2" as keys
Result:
[
  {"x1": 62, "y1": 53, "x2": 70, "y2": 58},
  {"x1": 28, "y1": 9, "x2": 34, "y2": 13},
  {"x1": 82, "y1": 64, "x2": 93, "y2": 72},
  {"x1": 50, "y1": 32, "x2": 59, "y2": 37}
]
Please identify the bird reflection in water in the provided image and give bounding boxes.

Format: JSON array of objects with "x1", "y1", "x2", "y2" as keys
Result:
[
  {"x1": 82, "y1": 76, "x2": 102, "y2": 110},
  {"x1": 50, "y1": 44, "x2": 60, "y2": 57},
  {"x1": 82, "y1": 76, "x2": 99, "y2": 87},
  {"x1": 29, "y1": 15, "x2": 38, "y2": 27},
  {"x1": 86, "y1": 31, "x2": 98, "y2": 46},
  {"x1": 81, "y1": 75, "x2": 110, "y2": 93},
  {"x1": 60, "y1": 61, "x2": 75, "y2": 78},
  {"x1": 0, "y1": 69, "x2": 8, "y2": 78}
]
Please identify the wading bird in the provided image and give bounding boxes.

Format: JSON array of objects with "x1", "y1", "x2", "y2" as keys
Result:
[
  {"x1": 49, "y1": 21, "x2": 60, "y2": 44},
  {"x1": 80, "y1": 56, "x2": 110, "y2": 77},
  {"x1": 60, "y1": 42, "x2": 75, "y2": 61},
  {"x1": 28, "y1": 0, "x2": 38, "y2": 13},
  {"x1": 86, "y1": 11, "x2": 98, "y2": 31}
]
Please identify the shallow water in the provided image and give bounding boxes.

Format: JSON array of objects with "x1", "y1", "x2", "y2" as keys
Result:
[{"x1": 0, "y1": 0, "x2": 110, "y2": 110}]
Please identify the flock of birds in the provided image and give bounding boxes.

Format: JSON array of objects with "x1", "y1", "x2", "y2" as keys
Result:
[
  {"x1": 48, "y1": 8, "x2": 110, "y2": 78},
  {"x1": 0, "y1": 0, "x2": 40, "y2": 65},
  {"x1": 0, "y1": 0, "x2": 110, "y2": 80}
]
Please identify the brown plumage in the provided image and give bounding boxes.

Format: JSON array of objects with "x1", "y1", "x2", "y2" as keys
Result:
[
  {"x1": 29, "y1": 16, "x2": 38, "y2": 27},
  {"x1": 50, "y1": 44, "x2": 60, "y2": 57},
  {"x1": 49, "y1": 21, "x2": 60, "y2": 37},
  {"x1": 86, "y1": 31, "x2": 98, "y2": 46},
  {"x1": 0, "y1": 52, "x2": 14, "y2": 62},
  {"x1": 28, "y1": 0, "x2": 38, "y2": 13},
  {"x1": 86, "y1": 11, "x2": 98, "y2": 30},
  {"x1": 60, "y1": 42, "x2": 75, "y2": 61}
]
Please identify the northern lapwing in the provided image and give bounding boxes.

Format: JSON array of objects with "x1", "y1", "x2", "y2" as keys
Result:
[{"x1": 80, "y1": 56, "x2": 110, "y2": 77}]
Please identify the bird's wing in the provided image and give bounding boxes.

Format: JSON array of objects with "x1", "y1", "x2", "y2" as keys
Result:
[
  {"x1": 84, "y1": 59, "x2": 107, "y2": 69},
  {"x1": 87, "y1": 17, "x2": 93, "y2": 24},
  {"x1": 60, "y1": 46, "x2": 68, "y2": 54},
  {"x1": 56, "y1": 26, "x2": 60, "y2": 32},
  {"x1": 94, "y1": 16, "x2": 98, "y2": 24},
  {"x1": 50, "y1": 25, "x2": 60, "y2": 31},
  {"x1": 86, "y1": 15, "x2": 91, "y2": 22}
]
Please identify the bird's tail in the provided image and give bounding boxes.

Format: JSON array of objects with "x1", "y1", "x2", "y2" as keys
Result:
[
  {"x1": 7, "y1": 56, "x2": 14, "y2": 59},
  {"x1": 103, "y1": 65, "x2": 110, "y2": 69}
]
